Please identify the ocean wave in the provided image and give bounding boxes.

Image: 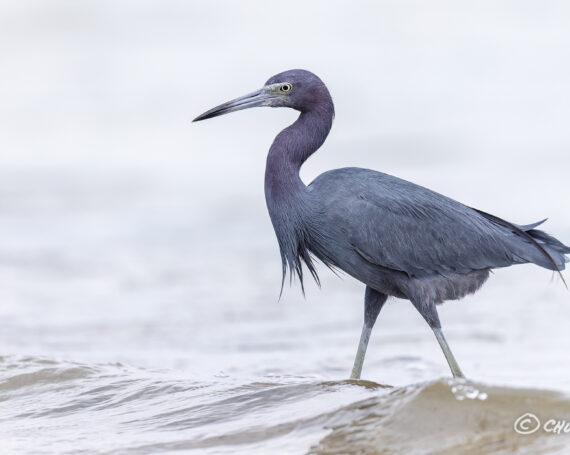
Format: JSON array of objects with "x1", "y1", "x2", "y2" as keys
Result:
[{"x1": 1, "y1": 356, "x2": 569, "y2": 454}]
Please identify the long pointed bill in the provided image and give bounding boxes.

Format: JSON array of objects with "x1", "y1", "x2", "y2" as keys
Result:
[{"x1": 193, "y1": 88, "x2": 274, "y2": 122}]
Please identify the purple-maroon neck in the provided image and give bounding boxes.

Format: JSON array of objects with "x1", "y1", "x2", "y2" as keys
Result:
[
  {"x1": 264, "y1": 101, "x2": 334, "y2": 205},
  {"x1": 263, "y1": 89, "x2": 334, "y2": 291}
]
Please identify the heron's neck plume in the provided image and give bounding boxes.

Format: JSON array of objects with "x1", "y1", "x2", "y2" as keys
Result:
[{"x1": 264, "y1": 95, "x2": 335, "y2": 293}]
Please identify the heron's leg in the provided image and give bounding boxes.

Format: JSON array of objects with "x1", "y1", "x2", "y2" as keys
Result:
[
  {"x1": 350, "y1": 287, "x2": 387, "y2": 379},
  {"x1": 432, "y1": 327, "x2": 465, "y2": 379},
  {"x1": 414, "y1": 301, "x2": 465, "y2": 379}
]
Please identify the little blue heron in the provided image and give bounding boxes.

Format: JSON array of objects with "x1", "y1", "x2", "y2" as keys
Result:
[{"x1": 193, "y1": 69, "x2": 569, "y2": 379}]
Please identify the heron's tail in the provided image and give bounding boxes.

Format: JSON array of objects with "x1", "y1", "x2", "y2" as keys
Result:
[
  {"x1": 524, "y1": 226, "x2": 570, "y2": 270},
  {"x1": 474, "y1": 209, "x2": 570, "y2": 277}
]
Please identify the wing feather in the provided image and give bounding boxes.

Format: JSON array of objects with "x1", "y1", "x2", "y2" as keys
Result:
[{"x1": 310, "y1": 168, "x2": 525, "y2": 277}]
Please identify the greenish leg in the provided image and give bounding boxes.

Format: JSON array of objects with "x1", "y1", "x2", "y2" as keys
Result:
[
  {"x1": 350, "y1": 287, "x2": 387, "y2": 380},
  {"x1": 350, "y1": 324, "x2": 373, "y2": 379},
  {"x1": 433, "y1": 327, "x2": 465, "y2": 379}
]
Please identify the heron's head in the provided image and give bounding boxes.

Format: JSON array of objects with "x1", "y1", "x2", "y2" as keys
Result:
[{"x1": 193, "y1": 69, "x2": 332, "y2": 122}]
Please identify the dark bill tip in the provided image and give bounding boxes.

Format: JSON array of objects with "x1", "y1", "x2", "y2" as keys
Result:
[
  {"x1": 192, "y1": 111, "x2": 218, "y2": 122},
  {"x1": 192, "y1": 88, "x2": 272, "y2": 123}
]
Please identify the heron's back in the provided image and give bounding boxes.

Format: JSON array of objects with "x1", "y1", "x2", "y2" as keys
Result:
[{"x1": 307, "y1": 168, "x2": 569, "y2": 301}]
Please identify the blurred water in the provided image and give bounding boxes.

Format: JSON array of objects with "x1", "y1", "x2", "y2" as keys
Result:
[
  {"x1": 3, "y1": 356, "x2": 570, "y2": 455},
  {"x1": 1, "y1": 1, "x2": 570, "y2": 454}
]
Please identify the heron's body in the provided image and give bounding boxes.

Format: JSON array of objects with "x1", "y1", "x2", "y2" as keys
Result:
[{"x1": 195, "y1": 69, "x2": 569, "y2": 379}]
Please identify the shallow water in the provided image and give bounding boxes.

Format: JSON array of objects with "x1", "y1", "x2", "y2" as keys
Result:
[
  {"x1": 2, "y1": 356, "x2": 570, "y2": 455},
  {"x1": 3, "y1": 1, "x2": 570, "y2": 453},
  {"x1": 1, "y1": 169, "x2": 570, "y2": 454}
]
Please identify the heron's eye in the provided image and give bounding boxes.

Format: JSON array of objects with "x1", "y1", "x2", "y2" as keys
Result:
[{"x1": 280, "y1": 83, "x2": 292, "y2": 92}]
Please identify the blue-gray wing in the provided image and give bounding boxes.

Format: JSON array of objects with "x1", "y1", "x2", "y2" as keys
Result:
[{"x1": 309, "y1": 168, "x2": 566, "y2": 277}]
